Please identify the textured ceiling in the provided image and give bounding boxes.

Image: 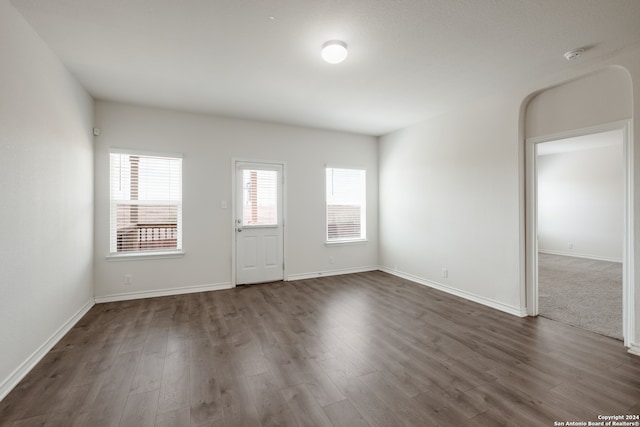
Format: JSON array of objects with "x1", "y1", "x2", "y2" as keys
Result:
[{"x1": 10, "y1": 0, "x2": 640, "y2": 136}]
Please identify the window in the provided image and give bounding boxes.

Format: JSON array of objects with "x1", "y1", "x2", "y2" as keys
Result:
[
  {"x1": 242, "y1": 169, "x2": 278, "y2": 226},
  {"x1": 110, "y1": 151, "x2": 182, "y2": 255},
  {"x1": 326, "y1": 167, "x2": 366, "y2": 242}
]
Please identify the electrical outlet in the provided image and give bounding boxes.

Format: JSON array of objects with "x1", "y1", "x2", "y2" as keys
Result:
[
  {"x1": 568, "y1": 243, "x2": 574, "y2": 249},
  {"x1": 442, "y1": 268, "x2": 448, "y2": 278},
  {"x1": 124, "y1": 274, "x2": 133, "y2": 285},
  {"x1": 329, "y1": 256, "x2": 335, "y2": 264}
]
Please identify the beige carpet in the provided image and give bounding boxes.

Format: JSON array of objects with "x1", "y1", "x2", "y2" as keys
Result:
[{"x1": 538, "y1": 253, "x2": 622, "y2": 340}]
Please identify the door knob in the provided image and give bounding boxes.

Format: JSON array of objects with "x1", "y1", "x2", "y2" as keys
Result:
[{"x1": 237, "y1": 228, "x2": 243, "y2": 232}]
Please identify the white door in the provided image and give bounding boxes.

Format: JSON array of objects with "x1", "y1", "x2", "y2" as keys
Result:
[{"x1": 235, "y1": 162, "x2": 284, "y2": 285}]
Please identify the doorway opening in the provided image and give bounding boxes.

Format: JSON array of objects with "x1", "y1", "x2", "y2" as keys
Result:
[
  {"x1": 526, "y1": 121, "x2": 633, "y2": 346},
  {"x1": 537, "y1": 130, "x2": 623, "y2": 339}
]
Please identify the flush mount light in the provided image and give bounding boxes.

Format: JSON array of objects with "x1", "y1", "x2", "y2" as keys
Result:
[{"x1": 321, "y1": 40, "x2": 348, "y2": 64}]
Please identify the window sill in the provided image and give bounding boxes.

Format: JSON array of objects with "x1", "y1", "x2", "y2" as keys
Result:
[
  {"x1": 106, "y1": 251, "x2": 185, "y2": 261},
  {"x1": 325, "y1": 239, "x2": 368, "y2": 247}
]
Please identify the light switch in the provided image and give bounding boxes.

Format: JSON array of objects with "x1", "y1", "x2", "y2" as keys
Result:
[{"x1": 221, "y1": 200, "x2": 228, "y2": 209}]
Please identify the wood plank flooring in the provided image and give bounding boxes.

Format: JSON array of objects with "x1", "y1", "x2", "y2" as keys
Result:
[{"x1": 1, "y1": 271, "x2": 639, "y2": 426}]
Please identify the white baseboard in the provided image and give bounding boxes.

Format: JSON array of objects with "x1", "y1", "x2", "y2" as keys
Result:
[
  {"x1": 628, "y1": 343, "x2": 640, "y2": 357},
  {"x1": 287, "y1": 266, "x2": 379, "y2": 282},
  {"x1": 539, "y1": 250, "x2": 622, "y2": 263},
  {"x1": 0, "y1": 298, "x2": 95, "y2": 401},
  {"x1": 94, "y1": 282, "x2": 233, "y2": 303},
  {"x1": 379, "y1": 267, "x2": 528, "y2": 318}
]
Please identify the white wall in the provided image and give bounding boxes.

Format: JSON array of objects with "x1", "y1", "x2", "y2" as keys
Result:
[
  {"x1": 379, "y1": 93, "x2": 524, "y2": 314},
  {"x1": 93, "y1": 101, "x2": 378, "y2": 299},
  {"x1": 379, "y1": 54, "x2": 638, "y2": 330},
  {"x1": 0, "y1": 0, "x2": 94, "y2": 399},
  {"x1": 537, "y1": 143, "x2": 623, "y2": 262},
  {"x1": 526, "y1": 67, "x2": 632, "y2": 139}
]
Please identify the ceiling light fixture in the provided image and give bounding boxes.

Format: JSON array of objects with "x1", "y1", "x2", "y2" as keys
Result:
[{"x1": 321, "y1": 40, "x2": 348, "y2": 64}]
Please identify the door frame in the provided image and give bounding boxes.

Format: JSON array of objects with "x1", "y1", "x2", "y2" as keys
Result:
[
  {"x1": 231, "y1": 158, "x2": 287, "y2": 287},
  {"x1": 525, "y1": 119, "x2": 634, "y2": 348}
]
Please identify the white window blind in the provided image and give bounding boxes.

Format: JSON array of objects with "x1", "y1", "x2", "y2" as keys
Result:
[
  {"x1": 326, "y1": 167, "x2": 366, "y2": 241},
  {"x1": 110, "y1": 152, "x2": 182, "y2": 254},
  {"x1": 242, "y1": 169, "x2": 278, "y2": 226}
]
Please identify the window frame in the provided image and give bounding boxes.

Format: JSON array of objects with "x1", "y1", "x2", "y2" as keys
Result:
[
  {"x1": 325, "y1": 166, "x2": 367, "y2": 245},
  {"x1": 107, "y1": 148, "x2": 184, "y2": 260}
]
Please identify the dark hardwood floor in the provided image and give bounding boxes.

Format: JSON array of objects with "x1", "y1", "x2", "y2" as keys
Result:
[{"x1": 1, "y1": 271, "x2": 639, "y2": 426}]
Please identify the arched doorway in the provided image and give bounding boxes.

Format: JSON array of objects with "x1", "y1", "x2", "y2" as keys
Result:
[{"x1": 524, "y1": 67, "x2": 634, "y2": 347}]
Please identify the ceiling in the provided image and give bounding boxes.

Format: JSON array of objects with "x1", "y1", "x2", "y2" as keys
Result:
[
  {"x1": 537, "y1": 129, "x2": 623, "y2": 156},
  {"x1": 10, "y1": 0, "x2": 640, "y2": 136}
]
